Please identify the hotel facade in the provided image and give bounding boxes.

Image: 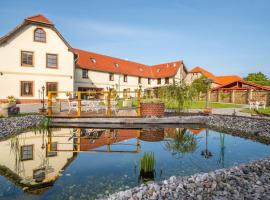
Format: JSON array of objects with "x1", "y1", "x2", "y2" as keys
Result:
[{"x1": 0, "y1": 15, "x2": 188, "y2": 103}]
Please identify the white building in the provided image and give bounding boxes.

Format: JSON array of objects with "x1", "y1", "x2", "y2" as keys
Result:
[
  {"x1": 0, "y1": 14, "x2": 188, "y2": 104},
  {"x1": 73, "y1": 48, "x2": 187, "y2": 98},
  {"x1": 0, "y1": 15, "x2": 74, "y2": 104}
]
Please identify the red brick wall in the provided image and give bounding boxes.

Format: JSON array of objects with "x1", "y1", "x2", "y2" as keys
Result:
[
  {"x1": 140, "y1": 102, "x2": 165, "y2": 117},
  {"x1": 139, "y1": 129, "x2": 164, "y2": 142}
]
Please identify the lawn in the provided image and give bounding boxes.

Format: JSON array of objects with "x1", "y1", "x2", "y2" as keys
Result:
[
  {"x1": 240, "y1": 107, "x2": 270, "y2": 115},
  {"x1": 119, "y1": 99, "x2": 243, "y2": 109}
]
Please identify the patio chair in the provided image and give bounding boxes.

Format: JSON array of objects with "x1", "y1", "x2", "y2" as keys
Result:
[
  {"x1": 256, "y1": 101, "x2": 266, "y2": 110},
  {"x1": 68, "y1": 100, "x2": 78, "y2": 113}
]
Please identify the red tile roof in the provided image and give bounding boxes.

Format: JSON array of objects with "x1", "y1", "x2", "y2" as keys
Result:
[
  {"x1": 73, "y1": 48, "x2": 183, "y2": 78},
  {"x1": 212, "y1": 79, "x2": 270, "y2": 91},
  {"x1": 80, "y1": 129, "x2": 137, "y2": 151},
  {"x1": 190, "y1": 67, "x2": 216, "y2": 81},
  {"x1": 25, "y1": 14, "x2": 53, "y2": 25},
  {"x1": 189, "y1": 128, "x2": 205, "y2": 134},
  {"x1": 215, "y1": 76, "x2": 242, "y2": 85},
  {"x1": 190, "y1": 66, "x2": 243, "y2": 85}
]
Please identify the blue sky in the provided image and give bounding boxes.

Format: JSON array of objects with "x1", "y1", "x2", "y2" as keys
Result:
[{"x1": 1, "y1": 0, "x2": 269, "y2": 77}]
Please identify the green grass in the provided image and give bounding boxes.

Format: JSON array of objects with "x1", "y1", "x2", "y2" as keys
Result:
[
  {"x1": 240, "y1": 107, "x2": 270, "y2": 115},
  {"x1": 186, "y1": 101, "x2": 243, "y2": 109},
  {"x1": 116, "y1": 99, "x2": 243, "y2": 109}
]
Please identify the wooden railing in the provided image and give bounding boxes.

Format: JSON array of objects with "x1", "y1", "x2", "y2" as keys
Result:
[
  {"x1": 47, "y1": 90, "x2": 141, "y2": 117},
  {"x1": 47, "y1": 128, "x2": 141, "y2": 153}
]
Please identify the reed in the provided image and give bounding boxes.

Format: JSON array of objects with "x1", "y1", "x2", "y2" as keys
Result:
[{"x1": 139, "y1": 152, "x2": 155, "y2": 173}]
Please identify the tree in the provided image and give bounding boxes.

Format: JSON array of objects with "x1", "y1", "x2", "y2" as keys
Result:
[
  {"x1": 163, "y1": 128, "x2": 197, "y2": 159},
  {"x1": 191, "y1": 75, "x2": 208, "y2": 99},
  {"x1": 244, "y1": 72, "x2": 270, "y2": 86},
  {"x1": 158, "y1": 81, "x2": 194, "y2": 112}
]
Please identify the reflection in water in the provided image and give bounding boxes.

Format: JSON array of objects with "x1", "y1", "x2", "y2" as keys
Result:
[
  {"x1": 0, "y1": 127, "x2": 270, "y2": 199},
  {"x1": 163, "y1": 128, "x2": 197, "y2": 159},
  {"x1": 201, "y1": 129, "x2": 213, "y2": 159}
]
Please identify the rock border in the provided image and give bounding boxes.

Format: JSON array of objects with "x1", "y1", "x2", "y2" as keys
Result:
[
  {"x1": 0, "y1": 115, "x2": 45, "y2": 140},
  {"x1": 105, "y1": 157, "x2": 270, "y2": 200}
]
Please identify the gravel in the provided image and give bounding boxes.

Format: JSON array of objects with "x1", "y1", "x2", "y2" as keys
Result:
[
  {"x1": 104, "y1": 157, "x2": 270, "y2": 200},
  {"x1": 0, "y1": 115, "x2": 45, "y2": 140},
  {"x1": 206, "y1": 114, "x2": 270, "y2": 138}
]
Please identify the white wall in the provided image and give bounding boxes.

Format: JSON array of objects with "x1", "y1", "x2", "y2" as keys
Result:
[
  {"x1": 74, "y1": 65, "x2": 185, "y2": 97},
  {"x1": 0, "y1": 24, "x2": 74, "y2": 101},
  {"x1": 0, "y1": 129, "x2": 74, "y2": 185}
]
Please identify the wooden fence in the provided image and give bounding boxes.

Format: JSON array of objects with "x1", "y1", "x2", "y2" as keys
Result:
[{"x1": 199, "y1": 90, "x2": 270, "y2": 105}]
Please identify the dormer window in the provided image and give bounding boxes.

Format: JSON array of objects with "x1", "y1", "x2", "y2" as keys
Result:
[
  {"x1": 139, "y1": 68, "x2": 144, "y2": 72},
  {"x1": 34, "y1": 28, "x2": 46, "y2": 42},
  {"x1": 90, "y1": 58, "x2": 96, "y2": 63},
  {"x1": 156, "y1": 68, "x2": 161, "y2": 73},
  {"x1": 114, "y1": 63, "x2": 119, "y2": 68}
]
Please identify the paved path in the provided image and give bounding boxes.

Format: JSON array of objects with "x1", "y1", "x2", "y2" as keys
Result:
[{"x1": 18, "y1": 103, "x2": 252, "y2": 117}]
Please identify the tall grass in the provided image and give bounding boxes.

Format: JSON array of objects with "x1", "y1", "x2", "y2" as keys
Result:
[{"x1": 139, "y1": 152, "x2": 155, "y2": 173}]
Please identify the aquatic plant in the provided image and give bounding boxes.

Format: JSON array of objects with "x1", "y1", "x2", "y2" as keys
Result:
[
  {"x1": 139, "y1": 152, "x2": 155, "y2": 183},
  {"x1": 164, "y1": 128, "x2": 197, "y2": 158},
  {"x1": 139, "y1": 152, "x2": 155, "y2": 173},
  {"x1": 33, "y1": 117, "x2": 52, "y2": 134}
]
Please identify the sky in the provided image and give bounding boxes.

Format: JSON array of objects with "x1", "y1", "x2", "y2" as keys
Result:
[{"x1": 0, "y1": 0, "x2": 269, "y2": 77}]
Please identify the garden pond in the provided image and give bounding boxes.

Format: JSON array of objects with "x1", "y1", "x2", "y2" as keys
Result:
[{"x1": 0, "y1": 126, "x2": 270, "y2": 199}]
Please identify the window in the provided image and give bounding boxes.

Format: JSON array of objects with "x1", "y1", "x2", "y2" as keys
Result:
[
  {"x1": 21, "y1": 51, "x2": 34, "y2": 66},
  {"x1": 46, "y1": 142, "x2": 57, "y2": 157},
  {"x1": 109, "y1": 73, "x2": 114, "y2": 81},
  {"x1": 46, "y1": 54, "x2": 58, "y2": 68},
  {"x1": 148, "y1": 78, "x2": 151, "y2": 85},
  {"x1": 33, "y1": 168, "x2": 46, "y2": 182},
  {"x1": 124, "y1": 75, "x2": 128, "y2": 82},
  {"x1": 21, "y1": 145, "x2": 34, "y2": 161},
  {"x1": 21, "y1": 81, "x2": 34, "y2": 96},
  {"x1": 123, "y1": 88, "x2": 130, "y2": 98},
  {"x1": 82, "y1": 69, "x2": 88, "y2": 79},
  {"x1": 46, "y1": 82, "x2": 58, "y2": 96},
  {"x1": 34, "y1": 28, "x2": 46, "y2": 42},
  {"x1": 138, "y1": 77, "x2": 141, "y2": 84},
  {"x1": 90, "y1": 58, "x2": 96, "y2": 63},
  {"x1": 165, "y1": 77, "x2": 170, "y2": 84},
  {"x1": 114, "y1": 63, "x2": 119, "y2": 68},
  {"x1": 157, "y1": 78, "x2": 161, "y2": 85}
]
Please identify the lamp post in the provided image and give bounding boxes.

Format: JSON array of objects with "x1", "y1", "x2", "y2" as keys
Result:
[
  {"x1": 205, "y1": 78, "x2": 213, "y2": 113},
  {"x1": 201, "y1": 129, "x2": 212, "y2": 159},
  {"x1": 39, "y1": 86, "x2": 46, "y2": 113}
]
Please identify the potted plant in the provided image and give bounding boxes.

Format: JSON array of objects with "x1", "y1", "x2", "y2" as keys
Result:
[{"x1": 0, "y1": 96, "x2": 18, "y2": 117}]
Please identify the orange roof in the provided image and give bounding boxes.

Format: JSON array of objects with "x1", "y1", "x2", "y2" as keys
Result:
[
  {"x1": 212, "y1": 79, "x2": 270, "y2": 91},
  {"x1": 189, "y1": 128, "x2": 204, "y2": 134},
  {"x1": 215, "y1": 76, "x2": 242, "y2": 85},
  {"x1": 73, "y1": 48, "x2": 183, "y2": 78},
  {"x1": 25, "y1": 14, "x2": 53, "y2": 25},
  {"x1": 80, "y1": 129, "x2": 137, "y2": 151},
  {"x1": 190, "y1": 66, "x2": 243, "y2": 85},
  {"x1": 190, "y1": 67, "x2": 216, "y2": 81}
]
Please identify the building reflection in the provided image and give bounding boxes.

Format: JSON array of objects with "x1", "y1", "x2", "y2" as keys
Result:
[
  {"x1": 0, "y1": 127, "x2": 212, "y2": 195},
  {"x1": 0, "y1": 129, "x2": 76, "y2": 194}
]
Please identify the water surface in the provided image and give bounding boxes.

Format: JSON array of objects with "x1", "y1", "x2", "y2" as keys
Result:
[{"x1": 0, "y1": 127, "x2": 269, "y2": 200}]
